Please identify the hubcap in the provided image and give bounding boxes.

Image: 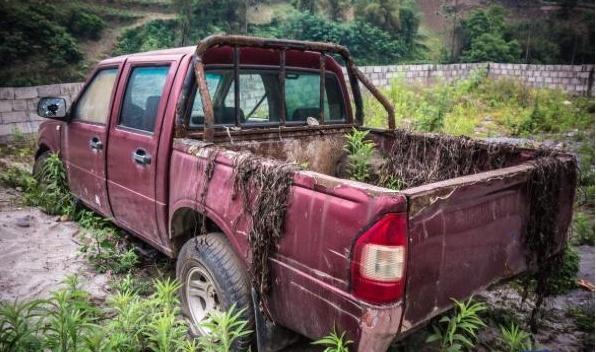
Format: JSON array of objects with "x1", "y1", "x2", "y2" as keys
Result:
[{"x1": 185, "y1": 265, "x2": 222, "y2": 335}]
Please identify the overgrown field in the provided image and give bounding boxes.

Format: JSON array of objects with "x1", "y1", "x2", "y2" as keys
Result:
[{"x1": 0, "y1": 77, "x2": 593, "y2": 351}]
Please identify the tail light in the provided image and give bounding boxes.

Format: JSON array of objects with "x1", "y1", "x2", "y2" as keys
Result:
[{"x1": 351, "y1": 213, "x2": 408, "y2": 304}]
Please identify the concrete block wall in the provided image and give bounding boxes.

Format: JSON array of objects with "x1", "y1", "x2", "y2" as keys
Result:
[
  {"x1": 353, "y1": 63, "x2": 594, "y2": 96},
  {"x1": 0, "y1": 83, "x2": 83, "y2": 143},
  {"x1": 0, "y1": 64, "x2": 593, "y2": 143}
]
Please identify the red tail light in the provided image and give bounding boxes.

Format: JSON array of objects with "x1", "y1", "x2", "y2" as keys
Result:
[{"x1": 351, "y1": 213, "x2": 408, "y2": 304}]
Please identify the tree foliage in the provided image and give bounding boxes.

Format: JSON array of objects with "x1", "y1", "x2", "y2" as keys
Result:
[
  {"x1": 173, "y1": 0, "x2": 246, "y2": 45},
  {"x1": 458, "y1": 5, "x2": 521, "y2": 63},
  {"x1": 0, "y1": 0, "x2": 84, "y2": 68},
  {"x1": 251, "y1": 12, "x2": 407, "y2": 65},
  {"x1": 113, "y1": 20, "x2": 178, "y2": 55}
]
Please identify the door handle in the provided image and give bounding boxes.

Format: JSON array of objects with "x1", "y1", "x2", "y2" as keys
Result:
[
  {"x1": 89, "y1": 136, "x2": 103, "y2": 151},
  {"x1": 132, "y1": 148, "x2": 152, "y2": 165}
]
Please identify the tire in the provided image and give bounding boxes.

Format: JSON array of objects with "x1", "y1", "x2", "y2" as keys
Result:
[
  {"x1": 32, "y1": 150, "x2": 51, "y2": 183},
  {"x1": 177, "y1": 233, "x2": 255, "y2": 351}
]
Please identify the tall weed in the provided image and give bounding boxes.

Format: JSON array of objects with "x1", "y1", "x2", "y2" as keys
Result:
[{"x1": 425, "y1": 297, "x2": 487, "y2": 351}]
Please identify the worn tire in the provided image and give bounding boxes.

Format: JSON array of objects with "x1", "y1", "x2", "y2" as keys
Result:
[
  {"x1": 177, "y1": 233, "x2": 255, "y2": 351},
  {"x1": 32, "y1": 150, "x2": 51, "y2": 182}
]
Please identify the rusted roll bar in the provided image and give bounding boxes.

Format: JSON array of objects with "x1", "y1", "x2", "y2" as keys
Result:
[{"x1": 191, "y1": 35, "x2": 395, "y2": 142}]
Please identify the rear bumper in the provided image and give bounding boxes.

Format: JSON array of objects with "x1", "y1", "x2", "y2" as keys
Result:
[{"x1": 267, "y1": 258, "x2": 403, "y2": 352}]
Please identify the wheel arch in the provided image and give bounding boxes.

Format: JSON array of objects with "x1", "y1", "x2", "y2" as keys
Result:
[{"x1": 169, "y1": 202, "x2": 246, "y2": 262}]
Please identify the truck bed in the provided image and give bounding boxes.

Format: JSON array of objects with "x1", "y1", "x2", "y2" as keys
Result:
[{"x1": 172, "y1": 126, "x2": 575, "y2": 347}]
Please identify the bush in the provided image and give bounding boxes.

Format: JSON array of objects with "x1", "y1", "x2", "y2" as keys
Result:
[
  {"x1": 113, "y1": 19, "x2": 178, "y2": 55},
  {"x1": 250, "y1": 12, "x2": 409, "y2": 65},
  {"x1": 571, "y1": 213, "x2": 595, "y2": 246},
  {"x1": 0, "y1": 0, "x2": 83, "y2": 68},
  {"x1": 544, "y1": 243, "x2": 580, "y2": 295},
  {"x1": 62, "y1": 10, "x2": 106, "y2": 40}
]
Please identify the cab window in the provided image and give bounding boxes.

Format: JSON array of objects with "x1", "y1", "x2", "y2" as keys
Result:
[
  {"x1": 73, "y1": 68, "x2": 118, "y2": 124},
  {"x1": 119, "y1": 66, "x2": 170, "y2": 132}
]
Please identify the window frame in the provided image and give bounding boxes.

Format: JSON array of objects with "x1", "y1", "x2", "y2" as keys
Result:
[
  {"x1": 116, "y1": 64, "x2": 172, "y2": 135},
  {"x1": 186, "y1": 65, "x2": 348, "y2": 130},
  {"x1": 71, "y1": 67, "x2": 119, "y2": 125}
]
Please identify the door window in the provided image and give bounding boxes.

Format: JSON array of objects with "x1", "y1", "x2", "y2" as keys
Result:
[
  {"x1": 73, "y1": 68, "x2": 118, "y2": 124},
  {"x1": 119, "y1": 66, "x2": 170, "y2": 132}
]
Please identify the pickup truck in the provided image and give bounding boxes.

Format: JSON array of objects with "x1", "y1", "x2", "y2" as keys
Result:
[{"x1": 35, "y1": 35, "x2": 576, "y2": 351}]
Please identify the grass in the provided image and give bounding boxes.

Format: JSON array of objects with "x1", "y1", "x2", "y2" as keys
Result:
[{"x1": 363, "y1": 72, "x2": 595, "y2": 139}]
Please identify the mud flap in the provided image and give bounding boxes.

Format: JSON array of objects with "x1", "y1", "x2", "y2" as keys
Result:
[{"x1": 251, "y1": 288, "x2": 299, "y2": 352}]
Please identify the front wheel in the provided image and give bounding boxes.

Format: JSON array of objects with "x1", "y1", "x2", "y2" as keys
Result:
[{"x1": 177, "y1": 233, "x2": 255, "y2": 351}]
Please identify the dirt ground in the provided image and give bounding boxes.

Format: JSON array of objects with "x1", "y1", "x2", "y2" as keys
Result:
[
  {"x1": 0, "y1": 172, "x2": 593, "y2": 351},
  {"x1": 0, "y1": 186, "x2": 110, "y2": 303}
]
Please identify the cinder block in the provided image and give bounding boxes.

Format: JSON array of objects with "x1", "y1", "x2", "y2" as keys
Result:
[
  {"x1": 12, "y1": 99, "x2": 27, "y2": 111},
  {"x1": 59, "y1": 83, "x2": 83, "y2": 96},
  {"x1": 29, "y1": 113, "x2": 44, "y2": 122},
  {"x1": 14, "y1": 87, "x2": 38, "y2": 99},
  {"x1": 38, "y1": 84, "x2": 61, "y2": 97},
  {"x1": 27, "y1": 98, "x2": 40, "y2": 111},
  {"x1": 14, "y1": 121, "x2": 35, "y2": 134},
  {"x1": 0, "y1": 88, "x2": 15, "y2": 100},
  {"x1": 0, "y1": 122, "x2": 16, "y2": 137},
  {"x1": 0, "y1": 100, "x2": 12, "y2": 112},
  {"x1": 1, "y1": 111, "x2": 28, "y2": 123}
]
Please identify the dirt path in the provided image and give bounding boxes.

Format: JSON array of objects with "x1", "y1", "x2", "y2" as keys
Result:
[
  {"x1": 80, "y1": 12, "x2": 178, "y2": 63},
  {"x1": 0, "y1": 187, "x2": 110, "y2": 303}
]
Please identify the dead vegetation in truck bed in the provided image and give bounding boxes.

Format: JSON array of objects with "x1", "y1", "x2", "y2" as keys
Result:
[{"x1": 377, "y1": 130, "x2": 519, "y2": 189}]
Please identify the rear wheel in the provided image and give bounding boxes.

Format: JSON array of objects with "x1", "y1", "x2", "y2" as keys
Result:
[{"x1": 177, "y1": 233, "x2": 255, "y2": 350}]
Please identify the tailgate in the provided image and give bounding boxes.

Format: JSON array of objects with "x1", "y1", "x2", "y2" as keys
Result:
[{"x1": 399, "y1": 163, "x2": 538, "y2": 332}]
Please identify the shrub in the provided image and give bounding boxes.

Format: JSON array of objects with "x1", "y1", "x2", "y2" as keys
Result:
[
  {"x1": 571, "y1": 213, "x2": 595, "y2": 246},
  {"x1": 426, "y1": 298, "x2": 487, "y2": 351}
]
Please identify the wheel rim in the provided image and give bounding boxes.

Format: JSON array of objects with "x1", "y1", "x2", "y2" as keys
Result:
[{"x1": 185, "y1": 264, "x2": 222, "y2": 335}]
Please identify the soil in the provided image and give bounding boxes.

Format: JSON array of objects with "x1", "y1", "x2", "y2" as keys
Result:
[{"x1": 0, "y1": 186, "x2": 110, "y2": 303}]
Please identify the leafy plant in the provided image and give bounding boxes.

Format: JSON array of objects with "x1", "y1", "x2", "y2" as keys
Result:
[
  {"x1": 196, "y1": 304, "x2": 253, "y2": 352},
  {"x1": 498, "y1": 322, "x2": 533, "y2": 352},
  {"x1": 32, "y1": 153, "x2": 74, "y2": 216},
  {"x1": 548, "y1": 243, "x2": 580, "y2": 295},
  {"x1": 425, "y1": 297, "x2": 487, "y2": 352},
  {"x1": 343, "y1": 127, "x2": 376, "y2": 182},
  {"x1": 0, "y1": 299, "x2": 44, "y2": 351},
  {"x1": 312, "y1": 327, "x2": 353, "y2": 352},
  {"x1": 571, "y1": 213, "x2": 595, "y2": 246}
]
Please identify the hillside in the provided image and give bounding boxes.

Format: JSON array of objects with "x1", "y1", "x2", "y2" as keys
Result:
[{"x1": 0, "y1": 0, "x2": 593, "y2": 86}]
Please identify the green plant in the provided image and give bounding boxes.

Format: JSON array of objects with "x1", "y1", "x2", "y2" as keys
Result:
[
  {"x1": 549, "y1": 243, "x2": 581, "y2": 295},
  {"x1": 41, "y1": 276, "x2": 101, "y2": 352},
  {"x1": 32, "y1": 153, "x2": 73, "y2": 216},
  {"x1": 498, "y1": 322, "x2": 533, "y2": 352},
  {"x1": 0, "y1": 299, "x2": 44, "y2": 351},
  {"x1": 571, "y1": 213, "x2": 595, "y2": 246},
  {"x1": 380, "y1": 174, "x2": 404, "y2": 190},
  {"x1": 566, "y1": 306, "x2": 595, "y2": 351},
  {"x1": 312, "y1": 327, "x2": 353, "y2": 352},
  {"x1": 425, "y1": 297, "x2": 487, "y2": 352},
  {"x1": 343, "y1": 127, "x2": 376, "y2": 182},
  {"x1": 74, "y1": 208, "x2": 140, "y2": 274},
  {"x1": 196, "y1": 304, "x2": 253, "y2": 352}
]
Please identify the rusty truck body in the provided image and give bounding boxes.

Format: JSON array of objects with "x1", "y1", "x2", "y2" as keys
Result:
[{"x1": 35, "y1": 35, "x2": 575, "y2": 351}]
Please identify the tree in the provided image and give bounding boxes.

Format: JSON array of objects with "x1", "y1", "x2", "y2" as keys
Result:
[
  {"x1": 173, "y1": 0, "x2": 246, "y2": 44},
  {"x1": 458, "y1": 5, "x2": 521, "y2": 63},
  {"x1": 459, "y1": 33, "x2": 521, "y2": 63},
  {"x1": 355, "y1": 0, "x2": 401, "y2": 34},
  {"x1": 0, "y1": 0, "x2": 82, "y2": 67}
]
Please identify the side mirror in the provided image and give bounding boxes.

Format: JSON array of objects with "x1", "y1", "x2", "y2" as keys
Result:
[{"x1": 37, "y1": 97, "x2": 69, "y2": 121}]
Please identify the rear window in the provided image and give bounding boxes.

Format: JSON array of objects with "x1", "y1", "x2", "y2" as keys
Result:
[{"x1": 188, "y1": 69, "x2": 346, "y2": 128}]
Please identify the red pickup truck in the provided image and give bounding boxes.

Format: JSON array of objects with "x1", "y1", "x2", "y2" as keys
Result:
[{"x1": 35, "y1": 35, "x2": 575, "y2": 351}]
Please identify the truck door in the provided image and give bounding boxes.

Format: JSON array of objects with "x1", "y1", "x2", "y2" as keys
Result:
[
  {"x1": 106, "y1": 58, "x2": 179, "y2": 248},
  {"x1": 62, "y1": 66, "x2": 119, "y2": 217}
]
